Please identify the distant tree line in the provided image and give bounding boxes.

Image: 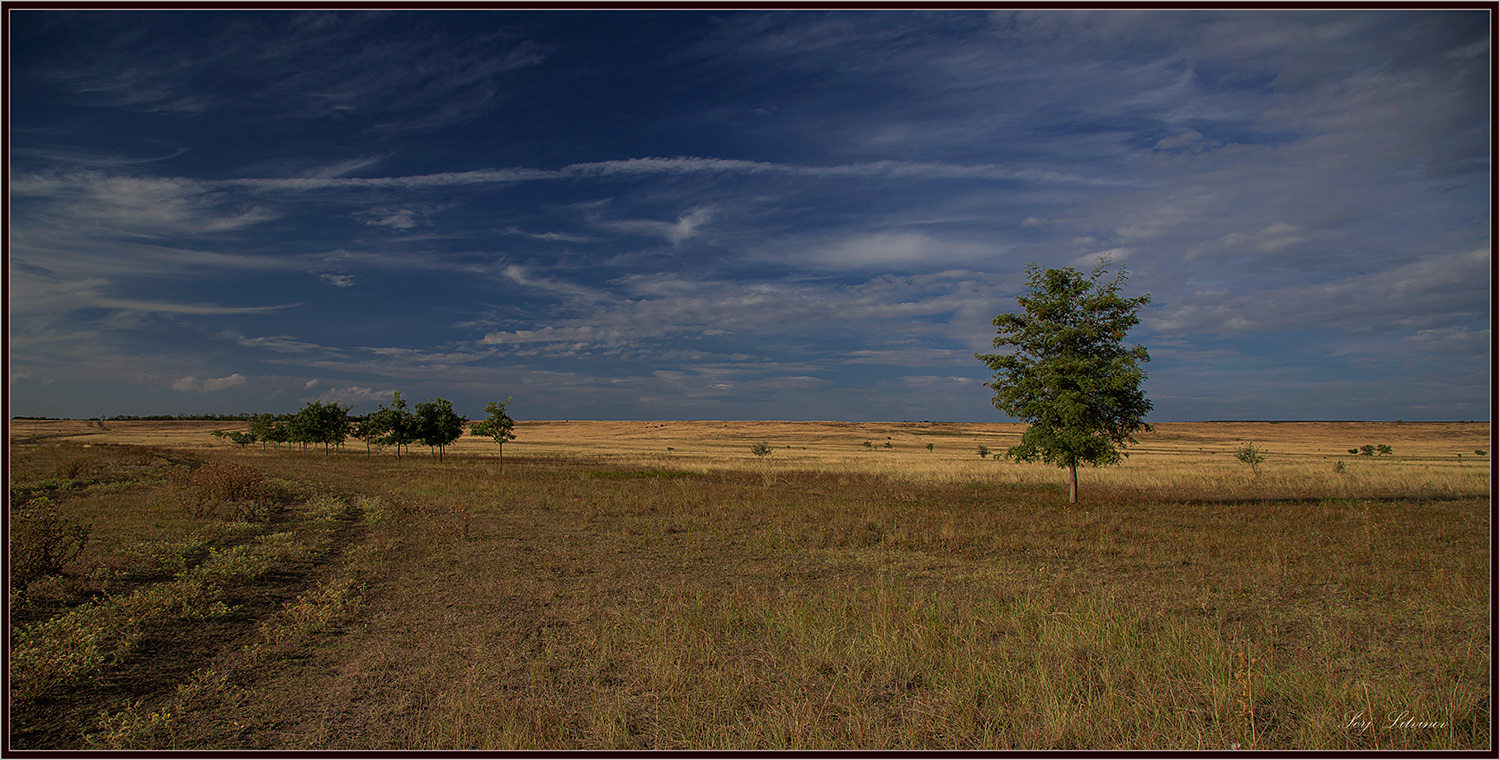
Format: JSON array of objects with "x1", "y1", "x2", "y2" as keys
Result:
[
  {"x1": 100, "y1": 413, "x2": 262, "y2": 421},
  {"x1": 209, "y1": 392, "x2": 515, "y2": 465}
]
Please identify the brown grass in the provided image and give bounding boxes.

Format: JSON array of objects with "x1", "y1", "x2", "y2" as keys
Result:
[{"x1": 6, "y1": 420, "x2": 1491, "y2": 750}]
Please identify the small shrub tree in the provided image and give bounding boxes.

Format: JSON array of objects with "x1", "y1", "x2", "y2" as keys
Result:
[
  {"x1": 1233, "y1": 442, "x2": 1268, "y2": 476},
  {"x1": 470, "y1": 398, "x2": 518, "y2": 471},
  {"x1": 750, "y1": 440, "x2": 772, "y2": 458}
]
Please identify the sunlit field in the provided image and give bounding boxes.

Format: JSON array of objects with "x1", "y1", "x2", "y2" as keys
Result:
[{"x1": 8, "y1": 419, "x2": 1491, "y2": 750}]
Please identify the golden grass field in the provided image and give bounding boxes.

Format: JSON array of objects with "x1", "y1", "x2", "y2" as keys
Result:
[
  {"x1": 13, "y1": 417, "x2": 1490, "y2": 497},
  {"x1": 7, "y1": 418, "x2": 1492, "y2": 750}
]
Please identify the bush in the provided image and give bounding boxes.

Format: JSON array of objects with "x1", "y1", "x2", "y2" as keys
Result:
[
  {"x1": 11, "y1": 506, "x2": 91, "y2": 590},
  {"x1": 1233, "y1": 442, "x2": 1268, "y2": 476},
  {"x1": 976, "y1": 445, "x2": 990, "y2": 458},
  {"x1": 171, "y1": 462, "x2": 264, "y2": 518},
  {"x1": 750, "y1": 441, "x2": 772, "y2": 458}
]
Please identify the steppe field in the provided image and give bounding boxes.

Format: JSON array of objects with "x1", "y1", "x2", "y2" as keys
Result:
[{"x1": 7, "y1": 418, "x2": 1492, "y2": 750}]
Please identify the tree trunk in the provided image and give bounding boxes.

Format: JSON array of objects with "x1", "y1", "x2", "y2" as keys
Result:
[
  {"x1": 1068, "y1": 464, "x2": 1078, "y2": 504},
  {"x1": 497, "y1": 443, "x2": 503, "y2": 474}
]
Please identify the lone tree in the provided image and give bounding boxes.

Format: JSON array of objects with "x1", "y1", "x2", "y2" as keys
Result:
[
  {"x1": 976, "y1": 261, "x2": 1153, "y2": 503},
  {"x1": 469, "y1": 397, "x2": 517, "y2": 471}
]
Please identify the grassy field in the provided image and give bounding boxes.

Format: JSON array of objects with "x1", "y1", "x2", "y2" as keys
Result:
[{"x1": 6, "y1": 419, "x2": 1492, "y2": 749}]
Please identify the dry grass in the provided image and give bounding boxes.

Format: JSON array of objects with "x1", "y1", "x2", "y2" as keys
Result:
[{"x1": 6, "y1": 420, "x2": 1491, "y2": 750}]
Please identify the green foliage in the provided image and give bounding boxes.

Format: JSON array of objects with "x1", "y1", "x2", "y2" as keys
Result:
[
  {"x1": 1376, "y1": 444, "x2": 1393, "y2": 457},
  {"x1": 1476, "y1": 449, "x2": 1487, "y2": 457},
  {"x1": 750, "y1": 441, "x2": 772, "y2": 458},
  {"x1": 1359, "y1": 445, "x2": 1376, "y2": 457},
  {"x1": 372, "y1": 391, "x2": 418, "y2": 459},
  {"x1": 349, "y1": 413, "x2": 384, "y2": 455},
  {"x1": 862, "y1": 440, "x2": 874, "y2": 449},
  {"x1": 976, "y1": 261, "x2": 1151, "y2": 502},
  {"x1": 1349, "y1": 449, "x2": 1360, "y2": 455},
  {"x1": 11, "y1": 507, "x2": 92, "y2": 590},
  {"x1": 414, "y1": 397, "x2": 467, "y2": 461},
  {"x1": 226, "y1": 431, "x2": 256, "y2": 447},
  {"x1": 469, "y1": 397, "x2": 517, "y2": 470},
  {"x1": 288, "y1": 401, "x2": 352, "y2": 452},
  {"x1": 925, "y1": 442, "x2": 934, "y2": 452},
  {"x1": 976, "y1": 444, "x2": 990, "y2": 458},
  {"x1": 1233, "y1": 442, "x2": 1268, "y2": 476}
]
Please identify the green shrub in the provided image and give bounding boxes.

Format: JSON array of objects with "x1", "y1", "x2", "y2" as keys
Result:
[{"x1": 1233, "y1": 442, "x2": 1268, "y2": 475}]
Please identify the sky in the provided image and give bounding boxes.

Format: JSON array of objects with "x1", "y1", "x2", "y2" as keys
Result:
[{"x1": 7, "y1": 9, "x2": 1492, "y2": 422}]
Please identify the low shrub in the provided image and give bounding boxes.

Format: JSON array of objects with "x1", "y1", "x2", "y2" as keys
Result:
[
  {"x1": 11, "y1": 505, "x2": 92, "y2": 591},
  {"x1": 170, "y1": 462, "x2": 264, "y2": 518}
]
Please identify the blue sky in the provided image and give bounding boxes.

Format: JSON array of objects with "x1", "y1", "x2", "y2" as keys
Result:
[{"x1": 7, "y1": 9, "x2": 1491, "y2": 422}]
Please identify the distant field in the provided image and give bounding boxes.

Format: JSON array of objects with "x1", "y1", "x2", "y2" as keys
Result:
[
  {"x1": 7, "y1": 419, "x2": 1491, "y2": 750},
  {"x1": 12, "y1": 418, "x2": 1490, "y2": 498}
]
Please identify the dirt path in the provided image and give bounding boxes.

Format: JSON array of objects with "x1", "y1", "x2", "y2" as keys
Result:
[{"x1": 9, "y1": 504, "x2": 368, "y2": 750}]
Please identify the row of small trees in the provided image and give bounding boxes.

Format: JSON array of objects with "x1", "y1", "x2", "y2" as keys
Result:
[{"x1": 213, "y1": 393, "x2": 517, "y2": 469}]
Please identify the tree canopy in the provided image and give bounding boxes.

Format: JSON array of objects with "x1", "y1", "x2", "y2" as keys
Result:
[
  {"x1": 975, "y1": 261, "x2": 1152, "y2": 503},
  {"x1": 470, "y1": 397, "x2": 518, "y2": 471},
  {"x1": 414, "y1": 397, "x2": 467, "y2": 461}
]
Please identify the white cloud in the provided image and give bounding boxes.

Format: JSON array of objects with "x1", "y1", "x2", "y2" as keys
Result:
[
  {"x1": 1152, "y1": 247, "x2": 1490, "y2": 335},
  {"x1": 233, "y1": 334, "x2": 339, "y2": 354},
  {"x1": 320, "y1": 273, "x2": 357, "y2": 288},
  {"x1": 595, "y1": 206, "x2": 714, "y2": 245},
  {"x1": 793, "y1": 231, "x2": 1006, "y2": 270},
  {"x1": 314, "y1": 385, "x2": 399, "y2": 404},
  {"x1": 12, "y1": 170, "x2": 277, "y2": 236},
  {"x1": 173, "y1": 373, "x2": 247, "y2": 392},
  {"x1": 360, "y1": 207, "x2": 420, "y2": 229}
]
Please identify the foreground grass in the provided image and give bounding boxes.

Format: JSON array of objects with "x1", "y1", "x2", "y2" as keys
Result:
[{"x1": 8, "y1": 435, "x2": 1491, "y2": 750}]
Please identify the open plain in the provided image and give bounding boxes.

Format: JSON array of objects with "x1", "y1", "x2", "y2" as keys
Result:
[{"x1": 6, "y1": 419, "x2": 1492, "y2": 750}]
